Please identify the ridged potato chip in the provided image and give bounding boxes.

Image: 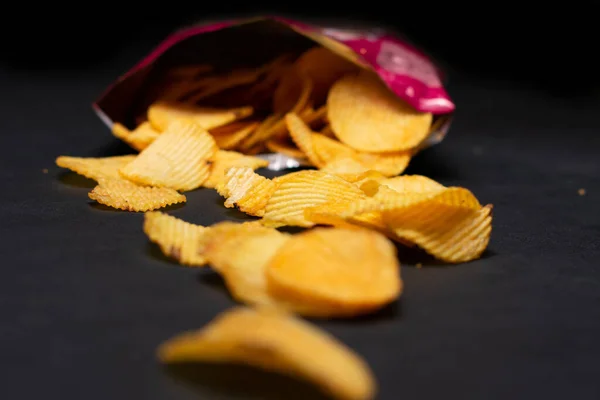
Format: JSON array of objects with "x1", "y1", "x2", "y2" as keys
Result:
[
  {"x1": 385, "y1": 202, "x2": 493, "y2": 263},
  {"x1": 327, "y1": 71, "x2": 433, "y2": 152},
  {"x1": 157, "y1": 306, "x2": 377, "y2": 400},
  {"x1": 319, "y1": 176, "x2": 492, "y2": 262},
  {"x1": 204, "y1": 150, "x2": 269, "y2": 189},
  {"x1": 262, "y1": 170, "x2": 366, "y2": 227},
  {"x1": 120, "y1": 120, "x2": 218, "y2": 191},
  {"x1": 56, "y1": 155, "x2": 137, "y2": 181},
  {"x1": 266, "y1": 227, "x2": 402, "y2": 316},
  {"x1": 88, "y1": 178, "x2": 186, "y2": 212},
  {"x1": 143, "y1": 211, "x2": 208, "y2": 266},
  {"x1": 148, "y1": 101, "x2": 254, "y2": 131},
  {"x1": 216, "y1": 167, "x2": 277, "y2": 217},
  {"x1": 112, "y1": 122, "x2": 161, "y2": 151}
]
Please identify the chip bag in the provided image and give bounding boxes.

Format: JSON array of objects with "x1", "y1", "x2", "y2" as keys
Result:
[{"x1": 93, "y1": 16, "x2": 454, "y2": 171}]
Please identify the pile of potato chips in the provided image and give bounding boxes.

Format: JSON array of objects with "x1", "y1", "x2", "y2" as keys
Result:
[{"x1": 56, "y1": 45, "x2": 493, "y2": 400}]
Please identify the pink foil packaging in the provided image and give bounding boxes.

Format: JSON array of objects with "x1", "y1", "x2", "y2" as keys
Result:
[{"x1": 93, "y1": 16, "x2": 455, "y2": 170}]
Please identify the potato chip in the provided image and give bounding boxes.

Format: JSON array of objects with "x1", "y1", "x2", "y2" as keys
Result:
[
  {"x1": 327, "y1": 71, "x2": 433, "y2": 152},
  {"x1": 380, "y1": 175, "x2": 445, "y2": 194},
  {"x1": 294, "y1": 46, "x2": 359, "y2": 106},
  {"x1": 285, "y1": 113, "x2": 323, "y2": 167},
  {"x1": 266, "y1": 227, "x2": 401, "y2": 316},
  {"x1": 202, "y1": 223, "x2": 291, "y2": 303},
  {"x1": 112, "y1": 122, "x2": 161, "y2": 151},
  {"x1": 120, "y1": 120, "x2": 218, "y2": 191},
  {"x1": 204, "y1": 150, "x2": 269, "y2": 189},
  {"x1": 287, "y1": 114, "x2": 412, "y2": 176},
  {"x1": 262, "y1": 170, "x2": 366, "y2": 227},
  {"x1": 266, "y1": 138, "x2": 307, "y2": 160},
  {"x1": 148, "y1": 101, "x2": 254, "y2": 131},
  {"x1": 88, "y1": 178, "x2": 186, "y2": 212},
  {"x1": 216, "y1": 167, "x2": 277, "y2": 217},
  {"x1": 210, "y1": 120, "x2": 259, "y2": 150},
  {"x1": 143, "y1": 211, "x2": 208, "y2": 266},
  {"x1": 321, "y1": 157, "x2": 371, "y2": 176},
  {"x1": 321, "y1": 177, "x2": 492, "y2": 262},
  {"x1": 384, "y1": 203, "x2": 493, "y2": 263},
  {"x1": 56, "y1": 155, "x2": 137, "y2": 181},
  {"x1": 157, "y1": 306, "x2": 377, "y2": 400}
]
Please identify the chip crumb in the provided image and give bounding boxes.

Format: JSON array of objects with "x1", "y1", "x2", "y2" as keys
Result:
[
  {"x1": 578, "y1": 188, "x2": 586, "y2": 196},
  {"x1": 42, "y1": 168, "x2": 48, "y2": 174},
  {"x1": 416, "y1": 263, "x2": 422, "y2": 269}
]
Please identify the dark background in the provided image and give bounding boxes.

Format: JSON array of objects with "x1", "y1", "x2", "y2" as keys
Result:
[{"x1": 1, "y1": 4, "x2": 599, "y2": 400}]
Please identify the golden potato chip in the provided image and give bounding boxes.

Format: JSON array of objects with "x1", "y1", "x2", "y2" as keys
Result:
[
  {"x1": 294, "y1": 46, "x2": 359, "y2": 106},
  {"x1": 287, "y1": 115, "x2": 411, "y2": 176},
  {"x1": 204, "y1": 150, "x2": 269, "y2": 189},
  {"x1": 202, "y1": 223, "x2": 292, "y2": 304},
  {"x1": 112, "y1": 122, "x2": 161, "y2": 151},
  {"x1": 303, "y1": 201, "x2": 388, "y2": 233},
  {"x1": 285, "y1": 112, "x2": 323, "y2": 167},
  {"x1": 321, "y1": 157, "x2": 370, "y2": 176},
  {"x1": 324, "y1": 177, "x2": 492, "y2": 262},
  {"x1": 262, "y1": 170, "x2": 366, "y2": 227},
  {"x1": 88, "y1": 178, "x2": 186, "y2": 212},
  {"x1": 384, "y1": 203, "x2": 493, "y2": 263},
  {"x1": 148, "y1": 101, "x2": 254, "y2": 131},
  {"x1": 210, "y1": 120, "x2": 259, "y2": 150},
  {"x1": 56, "y1": 155, "x2": 137, "y2": 181},
  {"x1": 266, "y1": 138, "x2": 307, "y2": 160},
  {"x1": 120, "y1": 120, "x2": 218, "y2": 191},
  {"x1": 157, "y1": 306, "x2": 377, "y2": 400},
  {"x1": 216, "y1": 167, "x2": 277, "y2": 217},
  {"x1": 327, "y1": 71, "x2": 433, "y2": 152},
  {"x1": 380, "y1": 175, "x2": 445, "y2": 194},
  {"x1": 143, "y1": 211, "x2": 208, "y2": 266},
  {"x1": 266, "y1": 227, "x2": 401, "y2": 316}
]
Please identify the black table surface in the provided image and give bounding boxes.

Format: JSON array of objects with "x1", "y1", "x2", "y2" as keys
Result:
[{"x1": 1, "y1": 40, "x2": 599, "y2": 400}]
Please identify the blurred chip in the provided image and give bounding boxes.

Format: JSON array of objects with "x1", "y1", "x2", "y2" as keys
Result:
[
  {"x1": 216, "y1": 167, "x2": 277, "y2": 217},
  {"x1": 148, "y1": 101, "x2": 254, "y2": 131},
  {"x1": 112, "y1": 122, "x2": 161, "y2": 151},
  {"x1": 157, "y1": 306, "x2": 377, "y2": 400},
  {"x1": 143, "y1": 211, "x2": 208, "y2": 266},
  {"x1": 210, "y1": 120, "x2": 259, "y2": 150},
  {"x1": 204, "y1": 150, "x2": 269, "y2": 189},
  {"x1": 55, "y1": 155, "x2": 137, "y2": 181},
  {"x1": 266, "y1": 227, "x2": 402, "y2": 316}
]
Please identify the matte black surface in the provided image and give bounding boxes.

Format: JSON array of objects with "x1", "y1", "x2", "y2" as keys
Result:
[{"x1": 1, "y1": 39, "x2": 599, "y2": 400}]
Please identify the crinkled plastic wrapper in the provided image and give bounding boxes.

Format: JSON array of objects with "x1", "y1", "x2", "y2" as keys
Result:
[{"x1": 93, "y1": 16, "x2": 455, "y2": 171}]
